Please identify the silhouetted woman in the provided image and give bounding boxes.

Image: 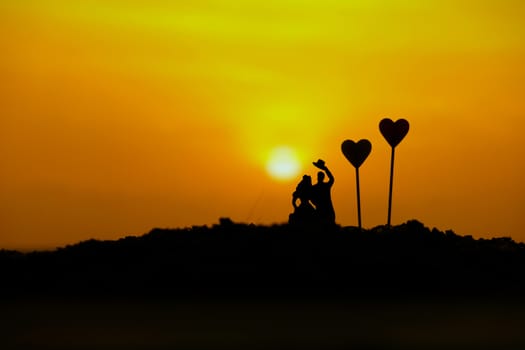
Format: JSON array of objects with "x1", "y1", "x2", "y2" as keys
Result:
[{"x1": 289, "y1": 175, "x2": 316, "y2": 226}]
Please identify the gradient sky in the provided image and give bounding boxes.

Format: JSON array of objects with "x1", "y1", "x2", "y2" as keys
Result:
[{"x1": 1, "y1": 0, "x2": 524, "y2": 249}]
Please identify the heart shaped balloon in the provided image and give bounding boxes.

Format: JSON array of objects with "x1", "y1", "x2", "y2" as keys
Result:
[
  {"x1": 341, "y1": 139, "x2": 372, "y2": 168},
  {"x1": 379, "y1": 118, "x2": 409, "y2": 147}
]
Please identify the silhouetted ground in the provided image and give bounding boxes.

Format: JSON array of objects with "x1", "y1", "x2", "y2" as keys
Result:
[
  {"x1": 2, "y1": 219, "x2": 524, "y2": 298},
  {"x1": 2, "y1": 220, "x2": 525, "y2": 349}
]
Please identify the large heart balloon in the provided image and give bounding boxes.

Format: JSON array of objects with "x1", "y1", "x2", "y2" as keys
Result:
[
  {"x1": 341, "y1": 139, "x2": 372, "y2": 168},
  {"x1": 379, "y1": 118, "x2": 410, "y2": 147}
]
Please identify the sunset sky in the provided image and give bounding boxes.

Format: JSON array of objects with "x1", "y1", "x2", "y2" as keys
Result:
[{"x1": 1, "y1": 0, "x2": 524, "y2": 249}]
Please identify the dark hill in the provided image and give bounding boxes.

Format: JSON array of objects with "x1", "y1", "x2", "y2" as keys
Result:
[{"x1": 2, "y1": 219, "x2": 525, "y2": 298}]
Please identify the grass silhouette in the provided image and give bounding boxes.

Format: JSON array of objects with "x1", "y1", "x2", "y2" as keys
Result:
[
  {"x1": 3, "y1": 220, "x2": 525, "y2": 349},
  {"x1": 2, "y1": 219, "x2": 524, "y2": 298}
]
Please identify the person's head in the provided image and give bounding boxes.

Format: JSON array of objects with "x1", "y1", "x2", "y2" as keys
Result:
[
  {"x1": 297, "y1": 175, "x2": 311, "y2": 189},
  {"x1": 296, "y1": 175, "x2": 312, "y2": 198},
  {"x1": 302, "y1": 175, "x2": 312, "y2": 185},
  {"x1": 317, "y1": 171, "x2": 325, "y2": 182}
]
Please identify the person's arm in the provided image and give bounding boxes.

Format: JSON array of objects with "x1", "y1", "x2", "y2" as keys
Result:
[
  {"x1": 292, "y1": 192, "x2": 299, "y2": 208},
  {"x1": 325, "y1": 167, "x2": 334, "y2": 185},
  {"x1": 313, "y1": 159, "x2": 334, "y2": 185}
]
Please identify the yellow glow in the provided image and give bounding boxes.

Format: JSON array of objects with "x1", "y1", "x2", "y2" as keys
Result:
[
  {"x1": 1, "y1": 1, "x2": 524, "y2": 249},
  {"x1": 266, "y1": 146, "x2": 302, "y2": 181},
  {"x1": 237, "y1": 97, "x2": 327, "y2": 174}
]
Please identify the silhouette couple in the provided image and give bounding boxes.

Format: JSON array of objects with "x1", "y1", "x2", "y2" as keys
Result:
[{"x1": 289, "y1": 159, "x2": 335, "y2": 227}]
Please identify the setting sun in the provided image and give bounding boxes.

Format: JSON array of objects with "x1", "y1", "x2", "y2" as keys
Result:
[{"x1": 266, "y1": 146, "x2": 302, "y2": 181}]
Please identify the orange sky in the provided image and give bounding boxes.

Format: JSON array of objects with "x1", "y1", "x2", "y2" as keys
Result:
[{"x1": 1, "y1": 1, "x2": 525, "y2": 249}]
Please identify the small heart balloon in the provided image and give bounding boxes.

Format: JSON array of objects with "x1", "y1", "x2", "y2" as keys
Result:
[
  {"x1": 341, "y1": 139, "x2": 372, "y2": 168},
  {"x1": 379, "y1": 118, "x2": 410, "y2": 147}
]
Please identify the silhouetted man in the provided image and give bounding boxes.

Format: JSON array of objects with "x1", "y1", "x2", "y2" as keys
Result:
[{"x1": 311, "y1": 159, "x2": 335, "y2": 226}]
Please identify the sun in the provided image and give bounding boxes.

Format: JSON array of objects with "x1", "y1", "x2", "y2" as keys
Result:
[{"x1": 266, "y1": 146, "x2": 302, "y2": 181}]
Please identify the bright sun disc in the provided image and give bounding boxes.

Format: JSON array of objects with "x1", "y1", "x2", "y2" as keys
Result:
[{"x1": 266, "y1": 146, "x2": 301, "y2": 181}]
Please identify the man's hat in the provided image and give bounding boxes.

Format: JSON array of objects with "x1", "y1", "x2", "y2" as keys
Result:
[{"x1": 312, "y1": 159, "x2": 325, "y2": 168}]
